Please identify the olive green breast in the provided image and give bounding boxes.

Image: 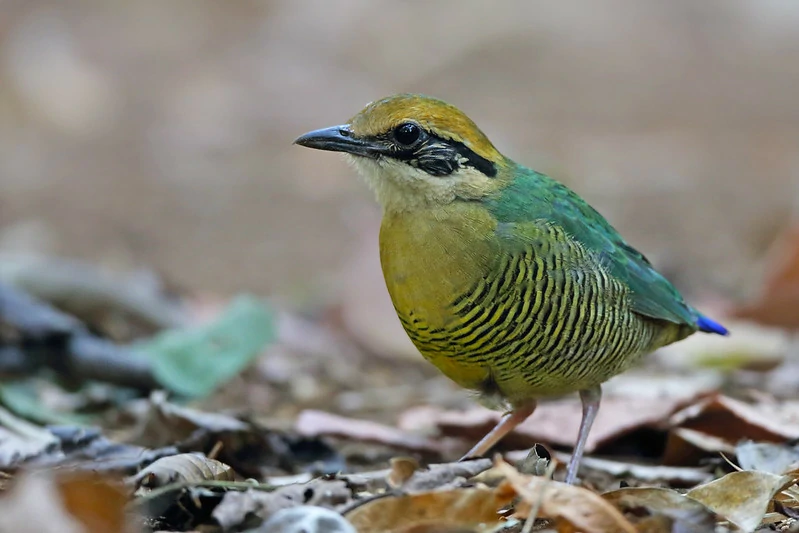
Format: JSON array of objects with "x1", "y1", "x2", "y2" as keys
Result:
[
  {"x1": 380, "y1": 203, "x2": 500, "y2": 389},
  {"x1": 379, "y1": 203, "x2": 688, "y2": 405}
]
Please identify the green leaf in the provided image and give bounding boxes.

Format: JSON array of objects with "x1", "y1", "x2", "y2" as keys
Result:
[
  {"x1": 0, "y1": 379, "x2": 86, "y2": 426},
  {"x1": 137, "y1": 295, "x2": 275, "y2": 397}
]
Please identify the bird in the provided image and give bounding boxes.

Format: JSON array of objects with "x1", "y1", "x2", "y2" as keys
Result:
[{"x1": 294, "y1": 94, "x2": 728, "y2": 484}]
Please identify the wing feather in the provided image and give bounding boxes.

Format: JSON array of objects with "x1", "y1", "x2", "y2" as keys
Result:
[{"x1": 485, "y1": 166, "x2": 698, "y2": 327}]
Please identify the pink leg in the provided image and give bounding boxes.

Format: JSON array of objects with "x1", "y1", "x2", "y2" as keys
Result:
[
  {"x1": 564, "y1": 386, "x2": 601, "y2": 484},
  {"x1": 460, "y1": 402, "x2": 537, "y2": 460}
]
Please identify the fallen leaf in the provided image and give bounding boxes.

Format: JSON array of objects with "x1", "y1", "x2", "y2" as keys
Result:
[
  {"x1": 0, "y1": 471, "x2": 134, "y2": 533},
  {"x1": 515, "y1": 444, "x2": 551, "y2": 476},
  {"x1": 130, "y1": 453, "x2": 235, "y2": 494},
  {"x1": 401, "y1": 393, "x2": 689, "y2": 453},
  {"x1": 670, "y1": 394, "x2": 799, "y2": 442},
  {"x1": 0, "y1": 380, "x2": 85, "y2": 426},
  {"x1": 534, "y1": 451, "x2": 712, "y2": 485},
  {"x1": 0, "y1": 473, "x2": 84, "y2": 533},
  {"x1": 127, "y1": 390, "x2": 248, "y2": 448},
  {"x1": 494, "y1": 458, "x2": 636, "y2": 533},
  {"x1": 325, "y1": 458, "x2": 492, "y2": 496},
  {"x1": 258, "y1": 506, "x2": 356, "y2": 533},
  {"x1": 27, "y1": 425, "x2": 174, "y2": 475},
  {"x1": 686, "y1": 470, "x2": 796, "y2": 531},
  {"x1": 387, "y1": 457, "x2": 420, "y2": 489},
  {"x1": 736, "y1": 441, "x2": 799, "y2": 475},
  {"x1": 57, "y1": 473, "x2": 131, "y2": 533},
  {"x1": 343, "y1": 487, "x2": 512, "y2": 533},
  {"x1": 661, "y1": 427, "x2": 736, "y2": 466},
  {"x1": 0, "y1": 405, "x2": 59, "y2": 468},
  {"x1": 296, "y1": 410, "x2": 444, "y2": 455},
  {"x1": 774, "y1": 499, "x2": 799, "y2": 520},
  {"x1": 602, "y1": 487, "x2": 716, "y2": 532},
  {"x1": 213, "y1": 479, "x2": 352, "y2": 530},
  {"x1": 137, "y1": 295, "x2": 275, "y2": 397}
]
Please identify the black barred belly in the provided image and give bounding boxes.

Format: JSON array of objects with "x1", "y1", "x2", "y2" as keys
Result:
[{"x1": 398, "y1": 251, "x2": 661, "y2": 399}]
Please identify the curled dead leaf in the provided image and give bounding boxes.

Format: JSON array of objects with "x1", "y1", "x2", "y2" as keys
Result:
[
  {"x1": 671, "y1": 394, "x2": 799, "y2": 443},
  {"x1": 130, "y1": 453, "x2": 234, "y2": 493},
  {"x1": 129, "y1": 391, "x2": 249, "y2": 448},
  {"x1": 686, "y1": 470, "x2": 796, "y2": 531},
  {"x1": 494, "y1": 458, "x2": 636, "y2": 533},
  {"x1": 662, "y1": 427, "x2": 736, "y2": 466}
]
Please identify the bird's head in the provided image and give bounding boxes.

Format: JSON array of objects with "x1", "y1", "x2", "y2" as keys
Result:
[{"x1": 294, "y1": 94, "x2": 509, "y2": 212}]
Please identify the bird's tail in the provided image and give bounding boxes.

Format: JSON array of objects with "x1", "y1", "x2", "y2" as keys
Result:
[{"x1": 696, "y1": 314, "x2": 729, "y2": 336}]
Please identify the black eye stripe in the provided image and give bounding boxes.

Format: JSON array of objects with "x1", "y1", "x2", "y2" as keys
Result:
[{"x1": 443, "y1": 136, "x2": 497, "y2": 178}]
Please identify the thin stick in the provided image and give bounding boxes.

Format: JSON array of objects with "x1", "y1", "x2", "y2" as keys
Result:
[{"x1": 521, "y1": 460, "x2": 557, "y2": 533}]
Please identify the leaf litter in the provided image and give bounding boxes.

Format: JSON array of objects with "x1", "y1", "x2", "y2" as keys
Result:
[{"x1": 3, "y1": 253, "x2": 799, "y2": 531}]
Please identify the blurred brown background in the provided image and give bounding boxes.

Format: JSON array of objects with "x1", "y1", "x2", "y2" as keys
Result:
[{"x1": 0, "y1": 0, "x2": 797, "y2": 305}]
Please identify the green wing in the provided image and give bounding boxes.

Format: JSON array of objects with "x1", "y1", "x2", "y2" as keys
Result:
[{"x1": 484, "y1": 165, "x2": 697, "y2": 327}]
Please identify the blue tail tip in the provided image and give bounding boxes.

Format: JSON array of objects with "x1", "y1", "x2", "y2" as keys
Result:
[{"x1": 696, "y1": 314, "x2": 729, "y2": 336}]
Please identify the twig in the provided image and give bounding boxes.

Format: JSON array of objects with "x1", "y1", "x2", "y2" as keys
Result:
[
  {"x1": 0, "y1": 282, "x2": 159, "y2": 389},
  {"x1": 522, "y1": 460, "x2": 557, "y2": 533},
  {"x1": 131, "y1": 479, "x2": 278, "y2": 506}
]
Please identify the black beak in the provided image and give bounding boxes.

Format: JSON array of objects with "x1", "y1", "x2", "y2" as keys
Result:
[{"x1": 293, "y1": 125, "x2": 374, "y2": 157}]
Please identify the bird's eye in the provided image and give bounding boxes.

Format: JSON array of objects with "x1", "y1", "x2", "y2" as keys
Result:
[{"x1": 393, "y1": 122, "x2": 421, "y2": 146}]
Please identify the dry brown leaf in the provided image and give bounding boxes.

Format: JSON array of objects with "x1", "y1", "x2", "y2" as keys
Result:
[
  {"x1": 536, "y1": 451, "x2": 712, "y2": 485},
  {"x1": 126, "y1": 390, "x2": 249, "y2": 448},
  {"x1": 602, "y1": 487, "x2": 716, "y2": 532},
  {"x1": 494, "y1": 459, "x2": 636, "y2": 533},
  {"x1": 670, "y1": 394, "x2": 799, "y2": 443},
  {"x1": 295, "y1": 410, "x2": 444, "y2": 455},
  {"x1": 343, "y1": 487, "x2": 512, "y2": 533},
  {"x1": 130, "y1": 453, "x2": 234, "y2": 493},
  {"x1": 0, "y1": 471, "x2": 134, "y2": 533},
  {"x1": 401, "y1": 394, "x2": 687, "y2": 453},
  {"x1": 387, "y1": 457, "x2": 421, "y2": 489},
  {"x1": 686, "y1": 470, "x2": 796, "y2": 531},
  {"x1": 0, "y1": 473, "x2": 84, "y2": 533},
  {"x1": 57, "y1": 473, "x2": 131, "y2": 533}
]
